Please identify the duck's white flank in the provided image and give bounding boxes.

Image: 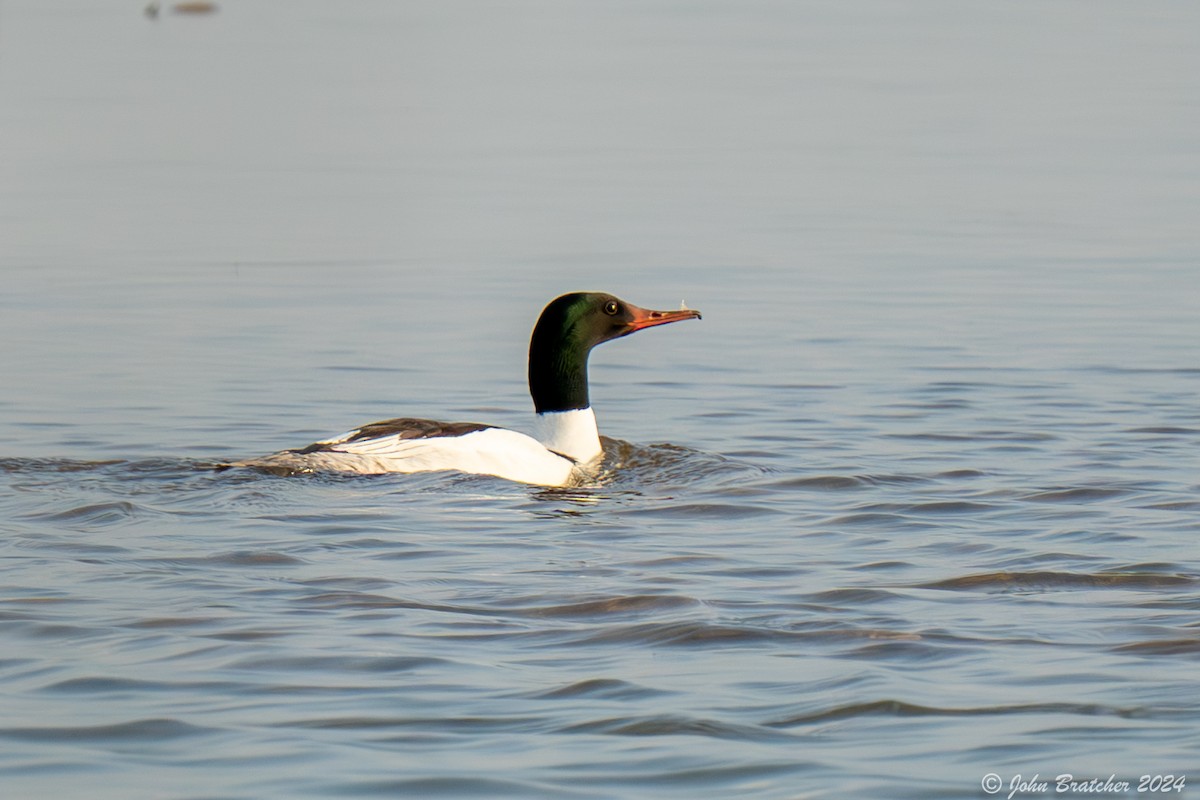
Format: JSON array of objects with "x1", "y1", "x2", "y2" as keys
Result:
[
  {"x1": 239, "y1": 429, "x2": 576, "y2": 487},
  {"x1": 235, "y1": 408, "x2": 603, "y2": 487}
]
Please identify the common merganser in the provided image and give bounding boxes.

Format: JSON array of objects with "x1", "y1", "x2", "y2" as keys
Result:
[{"x1": 230, "y1": 292, "x2": 701, "y2": 486}]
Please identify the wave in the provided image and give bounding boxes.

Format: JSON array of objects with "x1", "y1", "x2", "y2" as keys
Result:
[
  {"x1": 0, "y1": 717, "x2": 217, "y2": 743},
  {"x1": 765, "y1": 698, "x2": 1166, "y2": 728},
  {"x1": 915, "y1": 571, "x2": 1196, "y2": 592}
]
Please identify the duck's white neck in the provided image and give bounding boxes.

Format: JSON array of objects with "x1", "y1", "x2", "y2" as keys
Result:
[{"x1": 532, "y1": 407, "x2": 602, "y2": 464}]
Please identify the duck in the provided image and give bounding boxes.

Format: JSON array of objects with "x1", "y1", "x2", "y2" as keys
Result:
[{"x1": 229, "y1": 292, "x2": 701, "y2": 486}]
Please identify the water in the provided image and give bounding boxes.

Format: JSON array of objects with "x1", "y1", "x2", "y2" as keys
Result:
[{"x1": 2, "y1": 2, "x2": 1199, "y2": 798}]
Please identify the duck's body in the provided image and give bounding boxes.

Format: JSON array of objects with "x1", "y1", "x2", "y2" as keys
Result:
[
  {"x1": 243, "y1": 408, "x2": 599, "y2": 486},
  {"x1": 231, "y1": 293, "x2": 700, "y2": 486}
]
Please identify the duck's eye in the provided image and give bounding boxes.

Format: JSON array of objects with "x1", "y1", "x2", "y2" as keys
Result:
[{"x1": 603, "y1": 300, "x2": 620, "y2": 316}]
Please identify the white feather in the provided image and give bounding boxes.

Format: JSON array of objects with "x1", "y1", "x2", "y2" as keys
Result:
[
  {"x1": 236, "y1": 426, "x2": 589, "y2": 487},
  {"x1": 531, "y1": 407, "x2": 602, "y2": 463}
]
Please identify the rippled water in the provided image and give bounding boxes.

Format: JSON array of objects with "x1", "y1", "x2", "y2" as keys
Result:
[{"x1": 3, "y1": 1, "x2": 1199, "y2": 798}]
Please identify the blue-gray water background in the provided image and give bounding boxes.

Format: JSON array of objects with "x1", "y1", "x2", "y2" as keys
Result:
[{"x1": 2, "y1": 2, "x2": 1198, "y2": 798}]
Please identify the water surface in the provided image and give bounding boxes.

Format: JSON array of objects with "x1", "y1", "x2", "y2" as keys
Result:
[{"x1": 1, "y1": 2, "x2": 1198, "y2": 798}]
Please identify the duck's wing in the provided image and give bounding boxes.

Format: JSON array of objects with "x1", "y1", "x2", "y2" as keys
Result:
[{"x1": 299, "y1": 418, "x2": 494, "y2": 453}]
